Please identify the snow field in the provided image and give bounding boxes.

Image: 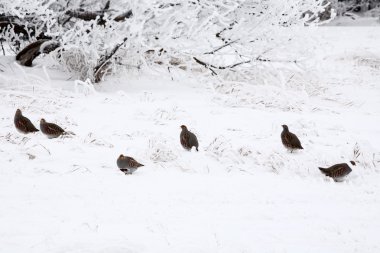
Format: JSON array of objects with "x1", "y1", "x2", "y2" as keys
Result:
[{"x1": 0, "y1": 27, "x2": 379, "y2": 252}]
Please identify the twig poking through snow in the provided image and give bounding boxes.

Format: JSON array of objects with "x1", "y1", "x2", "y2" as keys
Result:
[{"x1": 74, "y1": 79, "x2": 97, "y2": 96}]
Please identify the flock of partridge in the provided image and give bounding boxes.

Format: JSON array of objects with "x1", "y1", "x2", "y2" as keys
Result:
[
  {"x1": 14, "y1": 109, "x2": 74, "y2": 138},
  {"x1": 14, "y1": 109, "x2": 355, "y2": 181}
]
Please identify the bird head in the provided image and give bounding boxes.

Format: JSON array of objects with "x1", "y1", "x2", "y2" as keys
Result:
[
  {"x1": 180, "y1": 125, "x2": 187, "y2": 130},
  {"x1": 40, "y1": 118, "x2": 46, "y2": 124},
  {"x1": 350, "y1": 161, "x2": 356, "y2": 166},
  {"x1": 119, "y1": 154, "x2": 124, "y2": 159},
  {"x1": 282, "y1": 125, "x2": 289, "y2": 131},
  {"x1": 16, "y1": 109, "x2": 22, "y2": 116}
]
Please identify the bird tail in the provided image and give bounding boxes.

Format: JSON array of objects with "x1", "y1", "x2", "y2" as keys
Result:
[
  {"x1": 318, "y1": 167, "x2": 327, "y2": 172},
  {"x1": 61, "y1": 131, "x2": 75, "y2": 139}
]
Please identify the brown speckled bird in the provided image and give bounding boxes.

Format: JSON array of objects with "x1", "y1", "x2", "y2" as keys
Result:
[
  {"x1": 319, "y1": 161, "x2": 355, "y2": 182},
  {"x1": 40, "y1": 118, "x2": 68, "y2": 138},
  {"x1": 180, "y1": 125, "x2": 199, "y2": 151},
  {"x1": 281, "y1": 125, "x2": 303, "y2": 152},
  {"x1": 117, "y1": 154, "x2": 144, "y2": 174},
  {"x1": 14, "y1": 109, "x2": 39, "y2": 134}
]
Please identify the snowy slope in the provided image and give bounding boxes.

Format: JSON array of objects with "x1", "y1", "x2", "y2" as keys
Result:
[{"x1": 0, "y1": 27, "x2": 379, "y2": 253}]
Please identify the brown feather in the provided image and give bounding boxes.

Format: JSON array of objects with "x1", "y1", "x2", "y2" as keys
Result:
[
  {"x1": 40, "y1": 119, "x2": 66, "y2": 138},
  {"x1": 117, "y1": 155, "x2": 144, "y2": 175},
  {"x1": 281, "y1": 125, "x2": 303, "y2": 151},
  {"x1": 14, "y1": 109, "x2": 39, "y2": 134},
  {"x1": 319, "y1": 163, "x2": 352, "y2": 181},
  {"x1": 180, "y1": 125, "x2": 199, "y2": 151}
]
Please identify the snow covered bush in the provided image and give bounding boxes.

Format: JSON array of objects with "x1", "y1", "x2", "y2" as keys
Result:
[
  {"x1": 331, "y1": 0, "x2": 380, "y2": 16},
  {"x1": 149, "y1": 138, "x2": 178, "y2": 163},
  {"x1": 1, "y1": 0, "x2": 333, "y2": 83}
]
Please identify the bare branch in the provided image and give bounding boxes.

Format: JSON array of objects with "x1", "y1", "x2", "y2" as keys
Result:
[
  {"x1": 192, "y1": 57, "x2": 217, "y2": 75},
  {"x1": 0, "y1": 21, "x2": 31, "y2": 39},
  {"x1": 194, "y1": 57, "x2": 250, "y2": 71},
  {"x1": 204, "y1": 39, "x2": 239, "y2": 55},
  {"x1": 94, "y1": 37, "x2": 128, "y2": 82}
]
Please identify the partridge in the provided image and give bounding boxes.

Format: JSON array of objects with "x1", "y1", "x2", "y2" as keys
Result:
[
  {"x1": 281, "y1": 125, "x2": 303, "y2": 152},
  {"x1": 319, "y1": 161, "x2": 355, "y2": 182},
  {"x1": 117, "y1": 154, "x2": 144, "y2": 174},
  {"x1": 40, "y1": 118, "x2": 69, "y2": 138},
  {"x1": 14, "y1": 109, "x2": 39, "y2": 134},
  {"x1": 180, "y1": 125, "x2": 199, "y2": 151}
]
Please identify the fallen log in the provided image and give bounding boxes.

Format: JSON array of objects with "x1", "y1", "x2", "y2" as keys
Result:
[
  {"x1": 65, "y1": 10, "x2": 101, "y2": 21},
  {"x1": 114, "y1": 10, "x2": 133, "y2": 22},
  {"x1": 16, "y1": 39, "x2": 60, "y2": 66}
]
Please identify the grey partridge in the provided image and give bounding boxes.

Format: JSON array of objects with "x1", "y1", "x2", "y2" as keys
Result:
[
  {"x1": 40, "y1": 118, "x2": 69, "y2": 138},
  {"x1": 117, "y1": 154, "x2": 144, "y2": 174},
  {"x1": 281, "y1": 125, "x2": 303, "y2": 152},
  {"x1": 180, "y1": 125, "x2": 199, "y2": 151},
  {"x1": 319, "y1": 161, "x2": 355, "y2": 182},
  {"x1": 14, "y1": 109, "x2": 39, "y2": 134}
]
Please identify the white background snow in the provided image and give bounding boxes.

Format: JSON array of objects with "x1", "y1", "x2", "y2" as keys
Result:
[{"x1": 0, "y1": 27, "x2": 380, "y2": 252}]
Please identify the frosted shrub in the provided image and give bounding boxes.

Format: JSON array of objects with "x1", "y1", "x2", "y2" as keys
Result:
[
  {"x1": 149, "y1": 138, "x2": 178, "y2": 163},
  {"x1": 1, "y1": 0, "x2": 332, "y2": 83}
]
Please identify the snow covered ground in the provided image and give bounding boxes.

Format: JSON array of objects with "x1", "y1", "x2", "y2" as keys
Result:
[{"x1": 0, "y1": 27, "x2": 379, "y2": 253}]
